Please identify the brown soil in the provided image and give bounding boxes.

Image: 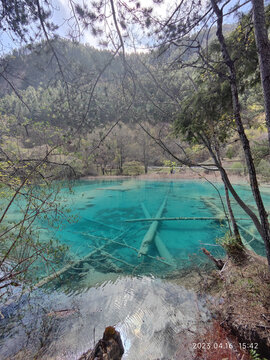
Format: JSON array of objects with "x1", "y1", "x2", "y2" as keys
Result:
[
  {"x1": 205, "y1": 252, "x2": 270, "y2": 359},
  {"x1": 193, "y1": 320, "x2": 252, "y2": 360},
  {"x1": 168, "y1": 252, "x2": 270, "y2": 359},
  {"x1": 81, "y1": 168, "x2": 252, "y2": 185}
]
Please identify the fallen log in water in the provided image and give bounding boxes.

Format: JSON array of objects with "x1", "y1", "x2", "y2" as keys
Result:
[
  {"x1": 202, "y1": 248, "x2": 224, "y2": 270},
  {"x1": 34, "y1": 245, "x2": 108, "y2": 288},
  {"x1": 82, "y1": 217, "x2": 121, "y2": 232},
  {"x1": 125, "y1": 216, "x2": 249, "y2": 223},
  {"x1": 34, "y1": 229, "x2": 131, "y2": 288},
  {"x1": 138, "y1": 196, "x2": 167, "y2": 257},
  {"x1": 82, "y1": 230, "x2": 174, "y2": 266},
  {"x1": 201, "y1": 197, "x2": 255, "y2": 252},
  {"x1": 141, "y1": 203, "x2": 177, "y2": 268},
  {"x1": 98, "y1": 249, "x2": 135, "y2": 269},
  {"x1": 201, "y1": 197, "x2": 226, "y2": 221},
  {"x1": 96, "y1": 249, "x2": 123, "y2": 273},
  {"x1": 109, "y1": 238, "x2": 173, "y2": 266}
]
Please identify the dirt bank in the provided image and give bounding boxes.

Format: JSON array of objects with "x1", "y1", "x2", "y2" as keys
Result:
[
  {"x1": 168, "y1": 252, "x2": 270, "y2": 359},
  {"x1": 213, "y1": 252, "x2": 270, "y2": 358},
  {"x1": 202, "y1": 252, "x2": 270, "y2": 359},
  {"x1": 81, "y1": 168, "x2": 252, "y2": 185}
]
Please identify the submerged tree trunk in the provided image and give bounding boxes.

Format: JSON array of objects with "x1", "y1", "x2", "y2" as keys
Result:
[
  {"x1": 252, "y1": 0, "x2": 270, "y2": 145},
  {"x1": 211, "y1": 0, "x2": 270, "y2": 268}
]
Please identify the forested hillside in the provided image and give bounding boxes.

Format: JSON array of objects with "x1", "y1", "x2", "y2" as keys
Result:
[
  {"x1": 0, "y1": 38, "x2": 186, "y2": 175},
  {"x1": 0, "y1": 14, "x2": 268, "y2": 179}
]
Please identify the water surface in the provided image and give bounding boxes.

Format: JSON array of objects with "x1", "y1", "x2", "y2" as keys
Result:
[{"x1": 1, "y1": 179, "x2": 269, "y2": 359}]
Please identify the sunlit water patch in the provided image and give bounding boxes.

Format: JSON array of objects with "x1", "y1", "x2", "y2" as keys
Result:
[{"x1": 0, "y1": 276, "x2": 212, "y2": 360}]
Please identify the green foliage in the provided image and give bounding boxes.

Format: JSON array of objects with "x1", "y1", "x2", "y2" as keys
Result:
[
  {"x1": 174, "y1": 67, "x2": 233, "y2": 152},
  {"x1": 230, "y1": 161, "x2": 244, "y2": 175},
  {"x1": 209, "y1": 5, "x2": 270, "y2": 93},
  {"x1": 122, "y1": 161, "x2": 144, "y2": 176},
  {"x1": 226, "y1": 146, "x2": 235, "y2": 159},
  {"x1": 216, "y1": 232, "x2": 244, "y2": 259},
  {"x1": 257, "y1": 159, "x2": 270, "y2": 180},
  {"x1": 252, "y1": 140, "x2": 270, "y2": 167},
  {"x1": 163, "y1": 160, "x2": 176, "y2": 171},
  {"x1": 173, "y1": 4, "x2": 270, "y2": 168},
  {"x1": 250, "y1": 349, "x2": 268, "y2": 360},
  {"x1": 174, "y1": 6, "x2": 270, "y2": 154},
  {"x1": 0, "y1": 1, "x2": 54, "y2": 43}
]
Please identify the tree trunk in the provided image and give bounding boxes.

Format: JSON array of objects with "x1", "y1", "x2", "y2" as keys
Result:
[
  {"x1": 224, "y1": 181, "x2": 242, "y2": 240},
  {"x1": 143, "y1": 141, "x2": 148, "y2": 174},
  {"x1": 252, "y1": 0, "x2": 270, "y2": 145},
  {"x1": 119, "y1": 149, "x2": 123, "y2": 174},
  {"x1": 200, "y1": 136, "x2": 244, "y2": 245},
  {"x1": 78, "y1": 326, "x2": 124, "y2": 360},
  {"x1": 202, "y1": 248, "x2": 224, "y2": 270},
  {"x1": 211, "y1": 0, "x2": 270, "y2": 268},
  {"x1": 216, "y1": 144, "x2": 242, "y2": 243},
  {"x1": 144, "y1": 164, "x2": 148, "y2": 174},
  {"x1": 199, "y1": 133, "x2": 263, "y2": 236}
]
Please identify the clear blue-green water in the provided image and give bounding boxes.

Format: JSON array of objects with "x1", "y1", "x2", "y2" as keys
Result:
[
  {"x1": 39, "y1": 179, "x2": 227, "y2": 285},
  {"x1": 1, "y1": 179, "x2": 270, "y2": 359},
  {"x1": 32, "y1": 178, "x2": 267, "y2": 289},
  {"x1": 4, "y1": 178, "x2": 269, "y2": 289}
]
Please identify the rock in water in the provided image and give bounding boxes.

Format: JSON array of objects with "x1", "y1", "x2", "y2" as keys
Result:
[{"x1": 78, "y1": 326, "x2": 124, "y2": 360}]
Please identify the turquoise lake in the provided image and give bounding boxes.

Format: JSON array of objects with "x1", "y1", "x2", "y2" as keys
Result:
[
  {"x1": 32, "y1": 178, "x2": 268, "y2": 290},
  {"x1": 1, "y1": 179, "x2": 270, "y2": 359}
]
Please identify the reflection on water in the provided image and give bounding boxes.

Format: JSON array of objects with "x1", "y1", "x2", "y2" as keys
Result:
[{"x1": 0, "y1": 276, "x2": 211, "y2": 360}]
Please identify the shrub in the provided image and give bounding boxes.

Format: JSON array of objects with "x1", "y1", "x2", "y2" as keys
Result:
[
  {"x1": 226, "y1": 145, "x2": 235, "y2": 159},
  {"x1": 216, "y1": 232, "x2": 245, "y2": 262},
  {"x1": 257, "y1": 159, "x2": 270, "y2": 180},
  {"x1": 230, "y1": 161, "x2": 244, "y2": 175},
  {"x1": 252, "y1": 139, "x2": 269, "y2": 166},
  {"x1": 122, "y1": 161, "x2": 144, "y2": 175}
]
